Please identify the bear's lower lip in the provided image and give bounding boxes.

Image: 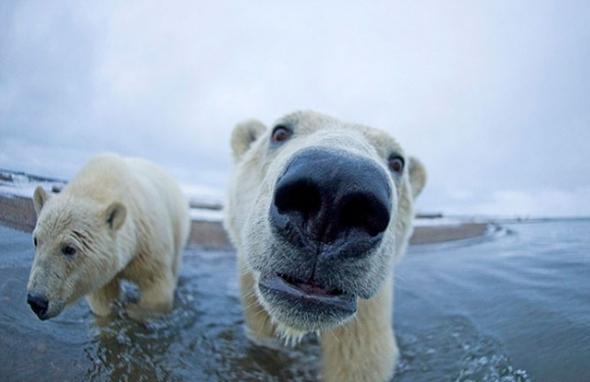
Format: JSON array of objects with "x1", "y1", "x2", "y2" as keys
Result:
[{"x1": 258, "y1": 273, "x2": 356, "y2": 314}]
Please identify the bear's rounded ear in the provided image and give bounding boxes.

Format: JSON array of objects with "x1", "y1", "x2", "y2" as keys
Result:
[
  {"x1": 230, "y1": 119, "x2": 267, "y2": 162},
  {"x1": 104, "y1": 202, "x2": 127, "y2": 231},
  {"x1": 33, "y1": 186, "x2": 50, "y2": 216},
  {"x1": 408, "y1": 157, "x2": 427, "y2": 198}
]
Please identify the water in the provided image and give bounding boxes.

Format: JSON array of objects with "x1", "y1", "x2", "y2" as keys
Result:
[{"x1": 1, "y1": 220, "x2": 589, "y2": 381}]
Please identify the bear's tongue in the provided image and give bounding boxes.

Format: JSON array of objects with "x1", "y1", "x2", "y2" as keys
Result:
[
  {"x1": 297, "y1": 282, "x2": 331, "y2": 296},
  {"x1": 278, "y1": 273, "x2": 342, "y2": 296}
]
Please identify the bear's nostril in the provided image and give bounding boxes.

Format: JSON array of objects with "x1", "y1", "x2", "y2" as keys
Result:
[
  {"x1": 274, "y1": 179, "x2": 321, "y2": 221},
  {"x1": 27, "y1": 293, "x2": 49, "y2": 319},
  {"x1": 337, "y1": 192, "x2": 391, "y2": 237}
]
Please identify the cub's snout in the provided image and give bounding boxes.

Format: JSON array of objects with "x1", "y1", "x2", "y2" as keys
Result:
[
  {"x1": 270, "y1": 148, "x2": 392, "y2": 257},
  {"x1": 26, "y1": 293, "x2": 49, "y2": 320}
]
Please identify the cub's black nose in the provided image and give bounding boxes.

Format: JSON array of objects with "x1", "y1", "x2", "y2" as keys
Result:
[
  {"x1": 270, "y1": 148, "x2": 392, "y2": 257},
  {"x1": 27, "y1": 293, "x2": 49, "y2": 320}
]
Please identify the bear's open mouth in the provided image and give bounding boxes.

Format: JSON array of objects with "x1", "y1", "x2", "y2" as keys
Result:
[
  {"x1": 258, "y1": 273, "x2": 356, "y2": 314},
  {"x1": 277, "y1": 273, "x2": 344, "y2": 297}
]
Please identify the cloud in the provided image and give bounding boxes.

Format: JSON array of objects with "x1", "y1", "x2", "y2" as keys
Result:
[{"x1": 1, "y1": 1, "x2": 589, "y2": 216}]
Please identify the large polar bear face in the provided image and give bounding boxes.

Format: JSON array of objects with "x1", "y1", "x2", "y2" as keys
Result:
[
  {"x1": 26, "y1": 187, "x2": 127, "y2": 320},
  {"x1": 225, "y1": 111, "x2": 426, "y2": 335}
]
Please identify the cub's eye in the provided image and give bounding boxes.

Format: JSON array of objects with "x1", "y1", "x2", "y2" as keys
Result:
[
  {"x1": 388, "y1": 155, "x2": 405, "y2": 174},
  {"x1": 33, "y1": 236, "x2": 38, "y2": 247},
  {"x1": 271, "y1": 125, "x2": 293, "y2": 144},
  {"x1": 61, "y1": 245, "x2": 77, "y2": 256}
]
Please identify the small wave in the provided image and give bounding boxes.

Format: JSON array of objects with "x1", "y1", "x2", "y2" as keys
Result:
[{"x1": 395, "y1": 316, "x2": 530, "y2": 382}]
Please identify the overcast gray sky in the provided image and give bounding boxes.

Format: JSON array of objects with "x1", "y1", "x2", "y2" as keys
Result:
[{"x1": 1, "y1": 0, "x2": 589, "y2": 217}]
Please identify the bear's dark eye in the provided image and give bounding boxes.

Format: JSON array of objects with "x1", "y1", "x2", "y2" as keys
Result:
[
  {"x1": 61, "y1": 245, "x2": 77, "y2": 256},
  {"x1": 271, "y1": 125, "x2": 293, "y2": 144},
  {"x1": 33, "y1": 236, "x2": 38, "y2": 247},
  {"x1": 388, "y1": 155, "x2": 405, "y2": 174}
]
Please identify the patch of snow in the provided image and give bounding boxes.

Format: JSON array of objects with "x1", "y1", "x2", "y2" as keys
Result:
[
  {"x1": 190, "y1": 208, "x2": 224, "y2": 222},
  {"x1": 182, "y1": 184, "x2": 224, "y2": 206},
  {"x1": 0, "y1": 170, "x2": 64, "y2": 199}
]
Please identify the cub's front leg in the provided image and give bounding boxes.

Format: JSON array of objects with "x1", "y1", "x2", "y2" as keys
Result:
[
  {"x1": 87, "y1": 278, "x2": 121, "y2": 317},
  {"x1": 126, "y1": 269, "x2": 176, "y2": 321}
]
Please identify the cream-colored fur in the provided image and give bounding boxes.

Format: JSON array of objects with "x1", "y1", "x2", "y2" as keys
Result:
[
  {"x1": 27, "y1": 153, "x2": 190, "y2": 320},
  {"x1": 224, "y1": 111, "x2": 426, "y2": 381}
]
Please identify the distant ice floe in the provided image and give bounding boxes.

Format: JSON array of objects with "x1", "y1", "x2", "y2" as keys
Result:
[
  {"x1": 189, "y1": 208, "x2": 224, "y2": 222},
  {"x1": 182, "y1": 184, "x2": 224, "y2": 209},
  {"x1": 412, "y1": 217, "x2": 464, "y2": 227}
]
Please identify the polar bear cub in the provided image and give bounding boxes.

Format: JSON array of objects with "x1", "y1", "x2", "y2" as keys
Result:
[
  {"x1": 225, "y1": 111, "x2": 426, "y2": 381},
  {"x1": 26, "y1": 154, "x2": 190, "y2": 321}
]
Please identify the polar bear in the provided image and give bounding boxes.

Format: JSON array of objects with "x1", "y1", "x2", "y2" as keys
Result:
[
  {"x1": 225, "y1": 111, "x2": 426, "y2": 381},
  {"x1": 26, "y1": 154, "x2": 190, "y2": 321}
]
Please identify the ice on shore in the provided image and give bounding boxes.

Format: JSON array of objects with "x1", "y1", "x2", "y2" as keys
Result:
[{"x1": 0, "y1": 168, "x2": 225, "y2": 221}]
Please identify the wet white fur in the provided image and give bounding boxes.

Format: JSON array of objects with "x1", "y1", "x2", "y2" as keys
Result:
[
  {"x1": 225, "y1": 111, "x2": 426, "y2": 381},
  {"x1": 28, "y1": 154, "x2": 190, "y2": 320}
]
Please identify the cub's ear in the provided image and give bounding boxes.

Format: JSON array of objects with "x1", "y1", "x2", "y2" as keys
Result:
[
  {"x1": 33, "y1": 186, "x2": 50, "y2": 216},
  {"x1": 230, "y1": 119, "x2": 267, "y2": 161},
  {"x1": 408, "y1": 157, "x2": 427, "y2": 198},
  {"x1": 104, "y1": 202, "x2": 127, "y2": 231}
]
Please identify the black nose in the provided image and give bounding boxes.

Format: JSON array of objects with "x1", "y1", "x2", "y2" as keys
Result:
[
  {"x1": 270, "y1": 148, "x2": 392, "y2": 257},
  {"x1": 27, "y1": 293, "x2": 49, "y2": 320}
]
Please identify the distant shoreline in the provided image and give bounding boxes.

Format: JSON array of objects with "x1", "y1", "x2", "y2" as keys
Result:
[
  {"x1": 0, "y1": 168, "x2": 490, "y2": 249},
  {"x1": 0, "y1": 192, "x2": 489, "y2": 249}
]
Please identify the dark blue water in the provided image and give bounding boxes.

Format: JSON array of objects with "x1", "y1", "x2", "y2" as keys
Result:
[
  {"x1": 0, "y1": 221, "x2": 589, "y2": 381},
  {"x1": 395, "y1": 220, "x2": 590, "y2": 381}
]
